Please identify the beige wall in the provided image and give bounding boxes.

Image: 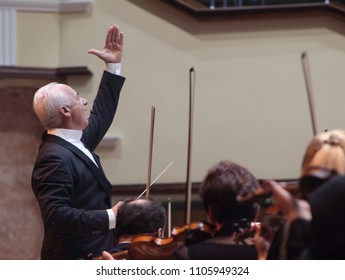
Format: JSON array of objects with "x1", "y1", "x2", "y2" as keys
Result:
[
  {"x1": 16, "y1": 0, "x2": 345, "y2": 185},
  {"x1": 17, "y1": 12, "x2": 60, "y2": 67}
]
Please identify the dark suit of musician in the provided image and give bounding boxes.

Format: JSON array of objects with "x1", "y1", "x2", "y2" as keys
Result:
[{"x1": 31, "y1": 72, "x2": 125, "y2": 259}]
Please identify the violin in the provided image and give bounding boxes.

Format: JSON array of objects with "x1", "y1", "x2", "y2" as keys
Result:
[
  {"x1": 235, "y1": 180, "x2": 299, "y2": 234},
  {"x1": 127, "y1": 234, "x2": 183, "y2": 260},
  {"x1": 171, "y1": 221, "x2": 215, "y2": 246},
  {"x1": 236, "y1": 180, "x2": 300, "y2": 205},
  {"x1": 236, "y1": 168, "x2": 337, "y2": 234},
  {"x1": 237, "y1": 164, "x2": 338, "y2": 206},
  {"x1": 126, "y1": 221, "x2": 216, "y2": 260}
]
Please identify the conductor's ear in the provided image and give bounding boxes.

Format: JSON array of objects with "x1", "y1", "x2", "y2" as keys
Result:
[{"x1": 59, "y1": 106, "x2": 70, "y2": 116}]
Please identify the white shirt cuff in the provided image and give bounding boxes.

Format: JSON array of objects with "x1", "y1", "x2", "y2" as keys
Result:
[
  {"x1": 106, "y1": 63, "x2": 121, "y2": 75},
  {"x1": 106, "y1": 209, "x2": 116, "y2": 229}
]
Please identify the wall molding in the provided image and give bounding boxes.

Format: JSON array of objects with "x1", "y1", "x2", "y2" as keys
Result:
[
  {"x1": 0, "y1": 0, "x2": 92, "y2": 13},
  {"x1": 0, "y1": 66, "x2": 92, "y2": 79}
]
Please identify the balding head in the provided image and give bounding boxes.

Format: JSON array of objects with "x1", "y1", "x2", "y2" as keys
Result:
[
  {"x1": 115, "y1": 198, "x2": 166, "y2": 241},
  {"x1": 33, "y1": 82, "x2": 88, "y2": 130}
]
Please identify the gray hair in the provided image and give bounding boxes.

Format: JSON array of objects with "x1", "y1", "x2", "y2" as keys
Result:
[{"x1": 33, "y1": 82, "x2": 72, "y2": 129}]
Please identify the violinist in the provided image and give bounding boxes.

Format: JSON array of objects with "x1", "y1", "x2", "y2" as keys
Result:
[
  {"x1": 263, "y1": 129, "x2": 345, "y2": 259},
  {"x1": 174, "y1": 160, "x2": 260, "y2": 260},
  {"x1": 101, "y1": 198, "x2": 166, "y2": 259}
]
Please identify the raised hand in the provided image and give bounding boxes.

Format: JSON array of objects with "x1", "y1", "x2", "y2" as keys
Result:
[{"x1": 88, "y1": 24, "x2": 124, "y2": 63}]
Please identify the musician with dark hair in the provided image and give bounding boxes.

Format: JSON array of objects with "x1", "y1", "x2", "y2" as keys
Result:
[
  {"x1": 175, "y1": 160, "x2": 260, "y2": 260},
  {"x1": 97, "y1": 198, "x2": 166, "y2": 259},
  {"x1": 114, "y1": 198, "x2": 166, "y2": 248}
]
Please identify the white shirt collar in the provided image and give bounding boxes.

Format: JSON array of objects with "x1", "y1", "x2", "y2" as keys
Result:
[
  {"x1": 48, "y1": 128, "x2": 82, "y2": 143},
  {"x1": 47, "y1": 128, "x2": 99, "y2": 167}
]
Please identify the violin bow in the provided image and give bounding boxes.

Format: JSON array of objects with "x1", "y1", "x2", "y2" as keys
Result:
[
  {"x1": 301, "y1": 52, "x2": 318, "y2": 136},
  {"x1": 146, "y1": 105, "x2": 155, "y2": 198},
  {"x1": 137, "y1": 105, "x2": 174, "y2": 199},
  {"x1": 137, "y1": 161, "x2": 174, "y2": 199},
  {"x1": 184, "y1": 67, "x2": 195, "y2": 224},
  {"x1": 167, "y1": 197, "x2": 171, "y2": 238}
]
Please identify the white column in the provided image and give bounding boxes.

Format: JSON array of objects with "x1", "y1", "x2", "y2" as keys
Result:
[
  {"x1": 0, "y1": 7, "x2": 16, "y2": 66},
  {"x1": 0, "y1": 1, "x2": 92, "y2": 66}
]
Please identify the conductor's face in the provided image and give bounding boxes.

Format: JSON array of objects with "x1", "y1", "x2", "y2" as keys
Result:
[{"x1": 62, "y1": 85, "x2": 89, "y2": 130}]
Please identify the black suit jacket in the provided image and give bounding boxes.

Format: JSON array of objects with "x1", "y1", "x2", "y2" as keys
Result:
[{"x1": 31, "y1": 71, "x2": 125, "y2": 259}]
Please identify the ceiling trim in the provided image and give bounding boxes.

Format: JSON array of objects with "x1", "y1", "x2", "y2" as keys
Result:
[
  {"x1": 165, "y1": 0, "x2": 345, "y2": 19},
  {"x1": 0, "y1": 0, "x2": 92, "y2": 13}
]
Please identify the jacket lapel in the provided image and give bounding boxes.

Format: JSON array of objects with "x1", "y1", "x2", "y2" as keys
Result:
[{"x1": 43, "y1": 133, "x2": 113, "y2": 193}]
